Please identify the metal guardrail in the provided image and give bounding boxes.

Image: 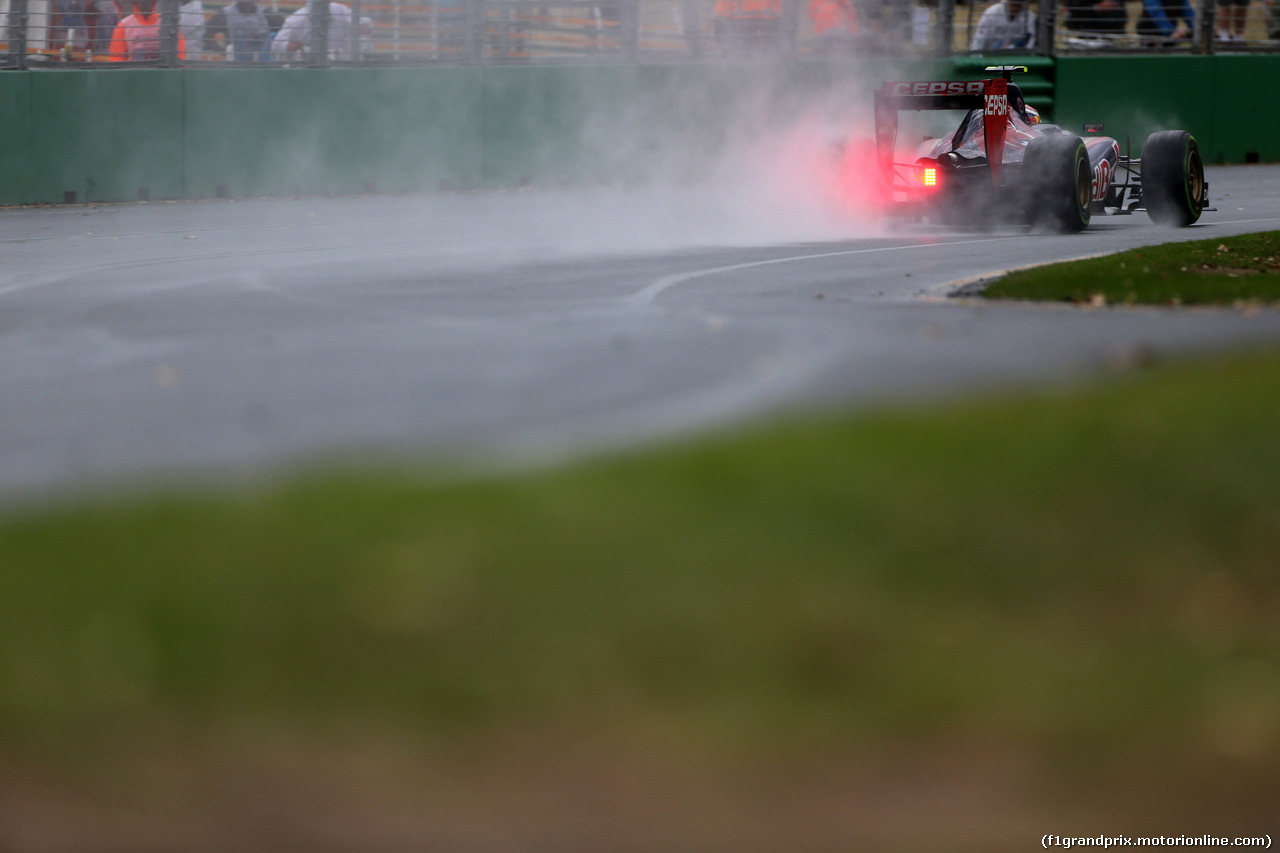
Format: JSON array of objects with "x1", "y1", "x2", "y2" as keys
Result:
[{"x1": 2, "y1": 0, "x2": 1276, "y2": 68}]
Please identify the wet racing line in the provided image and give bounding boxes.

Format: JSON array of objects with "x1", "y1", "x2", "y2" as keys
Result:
[{"x1": 624, "y1": 236, "x2": 1024, "y2": 306}]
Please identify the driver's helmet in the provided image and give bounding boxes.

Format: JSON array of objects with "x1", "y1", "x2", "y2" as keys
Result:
[
  {"x1": 1023, "y1": 104, "x2": 1040, "y2": 125},
  {"x1": 1006, "y1": 83, "x2": 1034, "y2": 124}
]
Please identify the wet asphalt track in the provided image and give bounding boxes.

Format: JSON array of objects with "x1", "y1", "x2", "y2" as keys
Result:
[{"x1": 2, "y1": 164, "x2": 1279, "y2": 499}]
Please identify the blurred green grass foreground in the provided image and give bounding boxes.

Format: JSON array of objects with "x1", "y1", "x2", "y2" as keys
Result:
[{"x1": 2, "y1": 346, "x2": 1280, "y2": 848}]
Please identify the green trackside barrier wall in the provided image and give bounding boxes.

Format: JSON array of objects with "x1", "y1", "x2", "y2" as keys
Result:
[
  {"x1": 2, "y1": 70, "x2": 186, "y2": 203},
  {"x1": 0, "y1": 68, "x2": 490, "y2": 204},
  {"x1": 0, "y1": 71, "x2": 32, "y2": 203},
  {"x1": 0, "y1": 55, "x2": 1271, "y2": 206},
  {"x1": 479, "y1": 59, "x2": 955, "y2": 187},
  {"x1": 183, "y1": 68, "x2": 488, "y2": 198},
  {"x1": 0, "y1": 59, "x2": 946, "y2": 206},
  {"x1": 1054, "y1": 55, "x2": 1280, "y2": 164}
]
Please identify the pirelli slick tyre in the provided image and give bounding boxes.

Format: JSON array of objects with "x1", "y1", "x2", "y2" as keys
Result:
[
  {"x1": 1022, "y1": 133, "x2": 1092, "y2": 232},
  {"x1": 1142, "y1": 130, "x2": 1204, "y2": 227}
]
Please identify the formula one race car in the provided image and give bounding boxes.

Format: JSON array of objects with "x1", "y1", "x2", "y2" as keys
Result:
[{"x1": 866, "y1": 67, "x2": 1209, "y2": 231}]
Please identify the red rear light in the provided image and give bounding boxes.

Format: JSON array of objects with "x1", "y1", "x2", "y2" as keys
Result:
[{"x1": 922, "y1": 167, "x2": 938, "y2": 187}]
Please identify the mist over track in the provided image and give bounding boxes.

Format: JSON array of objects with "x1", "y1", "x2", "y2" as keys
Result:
[{"x1": 3, "y1": 165, "x2": 1280, "y2": 498}]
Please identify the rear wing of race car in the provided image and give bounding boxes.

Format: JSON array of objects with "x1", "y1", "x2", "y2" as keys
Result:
[{"x1": 874, "y1": 76, "x2": 1010, "y2": 189}]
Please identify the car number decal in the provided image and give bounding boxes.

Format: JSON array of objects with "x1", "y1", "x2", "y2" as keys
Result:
[{"x1": 1092, "y1": 158, "x2": 1111, "y2": 201}]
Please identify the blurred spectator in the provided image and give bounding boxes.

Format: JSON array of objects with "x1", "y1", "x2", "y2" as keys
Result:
[
  {"x1": 880, "y1": 0, "x2": 912, "y2": 44},
  {"x1": 1062, "y1": 0, "x2": 1128, "y2": 36},
  {"x1": 180, "y1": 0, "x2": 205, "y2": 57},
  {"x1": 970, "y1": 0, "x2": 1036, "y2": 49},
  {"x1": 107, "y1": 0, "x2": 186, "y2": 59},
  {"x1": 87, "y1": 0, "x2": 126, "y2": 54},
  {"x1": 712, "y1": 0, "x2": 782, "y2": 55},
  {"x1": 1269, "y1": 0, "x2": 1280, "y2": 37},
  {"x1": 809, "y1": 0, "x2": 858, "y2": 52},
  {"x1": 51, "y1": 0, "x2": 88, "y2": 52},
  {"x1": 1216, "y1": 0, "x2": 1247, "y2": 41},
  {"x1": 1136, "y1": 0, "x2": 1193, "y2": 43},
  {"x1": 205, "y1": 0, "x2": 276, "y2": 60},
  {"x1": 852, "y1": 0, "x2": 912, "y2": 52},
  {"x1": 272, "y1": 0, "x2": 370, "y2": 60}
]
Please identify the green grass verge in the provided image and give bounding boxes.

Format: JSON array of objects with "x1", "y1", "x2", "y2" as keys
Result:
[
  {"x1": 3, "y1": 348, "x2": 1279, "y2": 789},
  {"x1": 984, "y1": 230, "x2": 1280, "y2": 305}
]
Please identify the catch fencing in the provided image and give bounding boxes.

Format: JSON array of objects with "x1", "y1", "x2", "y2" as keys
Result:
[{"x1": 1, "y1": 0, "x2": 1277, "y2": 68}]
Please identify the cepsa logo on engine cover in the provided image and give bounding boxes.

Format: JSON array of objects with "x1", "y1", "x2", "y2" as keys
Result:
[
  {"x1": 985, "y1": 93, "x2": 1008, "y2": 116},
  {"x1": 888, "y1": 81, "x2": 985, "y2": 96}
]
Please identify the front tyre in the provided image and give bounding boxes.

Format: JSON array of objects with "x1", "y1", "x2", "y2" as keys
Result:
[
  {"x1": 1022, "y1": 134, "x2": 1092, "y2": 232},
  {"x1": 1141, "y1": 130, "x2": 1204, "y2": 227}
]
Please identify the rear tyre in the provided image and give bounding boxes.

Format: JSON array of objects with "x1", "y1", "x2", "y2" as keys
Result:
[
  {"x1": 1022, "y1": 134, "x2": 1092, "y2": 232},
  {"x1": 1142, "y1": 130, "x2": 1204, "y2": 227}
]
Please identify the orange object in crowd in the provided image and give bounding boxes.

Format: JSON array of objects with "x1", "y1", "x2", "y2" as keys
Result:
[
  {"x1": 714, "y1": 0, "x2": 782, "y2": 20},
  {"x1": 107, "y1": 11, "x2": 187, "y2": 61},
  {"x1": 809, "y1": 0, "x2": 857, "y2": 34}
]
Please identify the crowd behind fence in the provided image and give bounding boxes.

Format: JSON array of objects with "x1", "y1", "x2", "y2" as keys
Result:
[{"x1": 2, "y1": 0, "x2": 1277, "y2": 68}]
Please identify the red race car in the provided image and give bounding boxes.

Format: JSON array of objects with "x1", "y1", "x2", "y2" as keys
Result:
[{"x1": 863, "y1": 66, "x2": 1209, "y2": 231}]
